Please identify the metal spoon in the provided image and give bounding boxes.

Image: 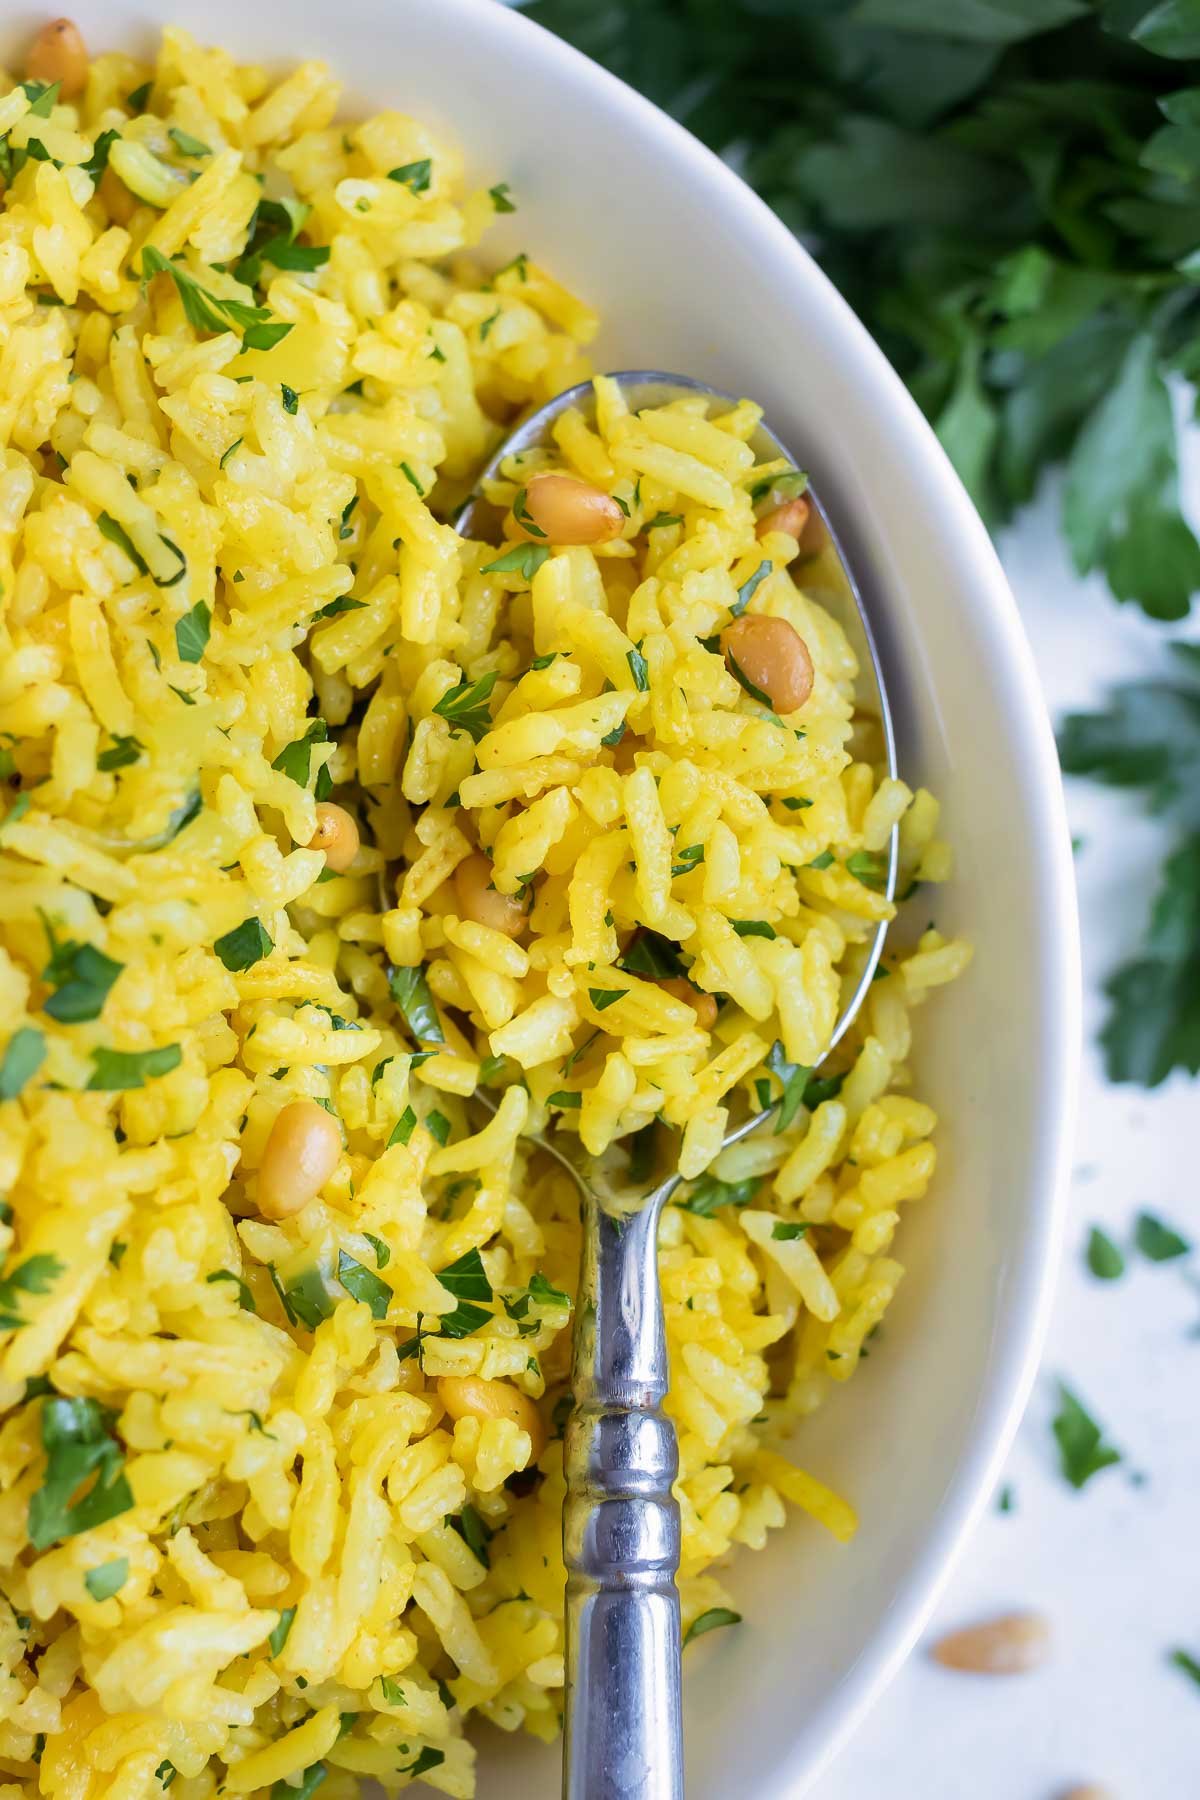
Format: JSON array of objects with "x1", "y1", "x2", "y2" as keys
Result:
[{"x1": 455, "y1": 374, "x2": 897, "y2": 1800}]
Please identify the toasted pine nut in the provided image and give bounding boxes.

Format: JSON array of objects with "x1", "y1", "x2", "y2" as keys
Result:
[
  {"x1": 437, "y1": 1374, "x2": 545, "y2": 1459},
  {"x1": 932, "y1": 1611, "x2": 1051, "y2": 1675},
  {"x1": 454, "y1": 852, "x2": 527, "y2": 939},
  {"x1": 26, "y1": 18, "x2": 88, "y2": 99},
  {"x1": 257, "y1": 1100, "x2": 341, "y2": 1219},
  {"x1": 756, "y1": 497, "x2": 811, "y2": 550},
  {"x1": 516, "y1": 473, "x2": 624, "y2": 546},
  {"x1": 721, "y1": 613, "x2": 814, "y2": 714},
  {"x1": 1058, "y1": 1787, "x2": 1116, "y2": 1800},
  {"x1": 657, "y1": 976, "x2": 718, "y2": 1031},
  {"x1": 307, "y1": 801, "x2": 359, "y2": 872}
]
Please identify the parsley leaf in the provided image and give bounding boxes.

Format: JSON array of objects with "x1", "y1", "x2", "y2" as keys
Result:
[
  {"x1": 28, "y1": 1396, "x2": 134, "y2": 1549},
  {"x1": 448, "y1": 1502, "x2": 493, "y2": 1566},
  {"x1": 168, "y1": 127, "x2": 210, "y2": 158},
  {"x1": 0, "y1": 1027, "x2": 46, "y2": 1100},
  {"x1": 388, "y1": 964, "x2": 445, "y2": 1044},
  {"x1": 84, "y1": 1557, "x2": 129, "y2": 1600},
  {"x1": 97, "y1": 734, "x2": 144, "y2": 771},
  {"x1": 205, "y1": 1269, "x2": 257, "y2": 1312},
  {"x1": 481, "y1": 542, "x2": 551, "y2": 580},
  {"x1": 87, "y1": 1044, "x2": 182, "y2": 1090},
  {"x1": 268, "y1": 1606, "x2": 296, "y2": 1656},
  {"x1": 337, "y1": 1250, "x2": 391, "y2": 1318},
  {"x1": 174, "y1": 601, "x2": 210, "y2": 664},
  {"x1": 620, "y1": 930, "x2": 686, "y2": 979},
  {"x1": 1052, "y1": 1382, "x2": 1122, "y2": 1490},
  {"x1": 39, "y1": 917, "x2": 122, "y2": 1024},
  {"x1": 726, "y1": 647, "x2": 773, "y2": 708},
  {"x1": 387, "y1": 1106, "x2": 418, "y2": 1148},
  {"x1": 730, "y1": 559, "x2": 772, "y2": 617},
  {"x1": 388, "y1": 159, "x2": 432, "y2": 192},
  {"x1": 0, "y1": 1253, "x2": 63, "y2": 1330},
  {"x1": 678, "y1": 1173, "x2": 760, "y2": 1216},
  {"x1": 683, "y1": 1607, "x2": 742, "y2": 1646},
  {"x1": 272, "y1": 719, "x2": 332, "y2": 799},
  {"x1": 1085, "y1": 1227, "x2": 1124, "y2": 1281},
  {"x1": 1058, "y1": 646, "x2": 1200, "y2": 1087},
  {"x1": 213, "y1": 917, "x2": 273, "y2": 972},
  {"x1": 1134, "y1": 1210, "x2": 1191, "y2": 1262},
  {"x1": 489, "y1": 181, "x2": 517, "y2": 212},
  {"x1": 432, "y1": 671, "x2": 499, "y2": 742}
]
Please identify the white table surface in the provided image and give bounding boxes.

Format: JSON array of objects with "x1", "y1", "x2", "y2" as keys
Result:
[{"x1": 811, "y1": 478, "x2": 1200, "y2": 1800}]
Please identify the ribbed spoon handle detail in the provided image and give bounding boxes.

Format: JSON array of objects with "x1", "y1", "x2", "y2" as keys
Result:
[{"x1": 562, "y1": 1188, "x2": 683, "y2": 1800}]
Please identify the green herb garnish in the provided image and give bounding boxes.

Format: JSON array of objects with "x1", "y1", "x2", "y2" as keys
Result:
[
  {"x1": 432, "y1": 671, "x2": 499, "y2": 743},
  {"x1": 1052, "y1": 1382, "x2": 1122, "y2": 1490},
  {"x1": 1085, "y1": 1227, "x2": 1125, "y2": 1282}
]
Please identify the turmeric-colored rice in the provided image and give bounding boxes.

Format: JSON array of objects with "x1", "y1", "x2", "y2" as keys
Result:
[{"x1": 0, "y1": 26, "x2": 971, "y2": 1797}]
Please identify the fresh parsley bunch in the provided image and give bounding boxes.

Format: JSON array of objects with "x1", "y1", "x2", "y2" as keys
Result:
[{"x1": 525, "y1": 0, "x2": 1200, "y2": 1082}]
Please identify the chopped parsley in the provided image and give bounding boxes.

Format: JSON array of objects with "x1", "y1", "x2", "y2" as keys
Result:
[
  {"x1": 39, "y1": 919, "x2": 122, "y2": 1024},
  {"x1": 387, "y1": 1106, "x2": 418, "y2": 1148},
  {"x1": 730, "y1": 558, "x2": 772, "y2": 617},
  {"x1": 388, "y1": 964, "x2": 445, "y2": 1044},
  {"x1": 337, "y1": 1250, "x2": 391, "y2": 1319},
  {"x1": 732, "y1": 919, "x2": 776, "y2": 939},
  {"x1": 678, "y1": 1173, "x2": 760, "y2": 1217},
  {"x1": 140, "y1": 245, "x2": 292, "y2": 353},
  {"x1": 167, "y1": 127, "x2": 210, "y2": 158},
  {"x1": 0, "y1": 1027, "x2": 46, "y2": 1100},
  {"x1": 588, "y1": 986, "x2": 624, "y2": 1012},
  {"x1": 28, "y1": 1396, "x2": 134, "y2": 1550},
  {"x1": 268, "y1": 1605, "x2": 296, "y2": 1656},
  {"x1": 1134, "y1": 1211, "x2": 1191, "y2": 1262},
  {"x1": 97, "y1": 734, "x2": 144, "y2": 771},
  {"x1": 281, "y1": 383, "x2": 299, "y2": 414},
  {"x1": 621, "y1": 931, "x2": 685, "y2": 979},
  {"x1": 388, "y1": 159, "x2": 432, "y2": 192},
  {"x1": 489, "y1": 181, "x2": 517, "y2": 212},
  {"x1": 1085, "y1": 1226, "x2": 1125, "y2": 1281},
  {"x1": 363, "y1": 1233, "x2": 390, "y2": 1269},
  {"x1": 272, "y1": 719, "x2": 332, "y2": 799},
  {"x1": 172, "y1": 602, "x2": 209, "y2": 665},
  {"x1": 481, "y1": 542, "x2": 551, "y2": 580},
  {"x1": 84, "y1": 1557, "x2": 129, "y2": 1601},
  {"x1": 1052, "y1": 1382, "x2": 1122, "y2": 1490},
  {"x1": 845, "y1": 849, "x2": 889, "y2": 892},
  {"x1": 432, "y1": 670, "x2": 499, "y2": 743},
  {"x1": 87, "y1": 1044, "x2": 182, "y2": 1091},
  {"x1": 205, "y1": 1269, "x2": 257, "y2": 1312},
  {"x1": 449, "y1": 1502, "x2": 493, "y2": 1566},
  {"x1": 671, "y1": 843, "x2": 705, "y2": 878},
  {"x1": 213, "y1": 916, "x2": 273, "y2": 971},
  {"x1": 626, "y1": 645, "x2": 650, "y2": 691},
  {"x1": 512, "y1": 487, "x2": 546, "y2": 538},
  {"x1": 771, "y1": 1221, "x2": 808, "y2": 1240},
  {"x1": 726, "y1": 647, "x2": 773, "y2": 708},
  {"x1": 0, "y1": 1253, "x2": 63, "y2": 1330},
  {"x1": 683, "y1": 1607, "x2": 742, "y2": 1647}
]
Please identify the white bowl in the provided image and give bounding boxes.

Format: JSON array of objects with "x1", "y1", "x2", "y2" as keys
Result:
[{"x1": 20, "y1": 0, "x2": 1081, "y2": 1789}]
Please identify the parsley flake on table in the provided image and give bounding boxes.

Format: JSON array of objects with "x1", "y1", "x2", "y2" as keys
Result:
[{"x1": 1052, "y1": 1382, "x2": 1122, "y2": 1491}]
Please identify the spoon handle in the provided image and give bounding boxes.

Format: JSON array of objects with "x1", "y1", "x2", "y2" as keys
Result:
[{"x1": 562, "y1": 1190, "x2": 683, "y2": 1799}]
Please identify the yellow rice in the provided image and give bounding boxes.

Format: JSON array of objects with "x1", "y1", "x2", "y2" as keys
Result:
[{"x1": 0, "y1": 28, "x2": 972, "y2": 1798}]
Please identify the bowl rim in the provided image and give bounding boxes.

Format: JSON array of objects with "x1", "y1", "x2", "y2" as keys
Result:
[{"x1": 450, "y1": 0, "x2": 1082, "y2": 1787}]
